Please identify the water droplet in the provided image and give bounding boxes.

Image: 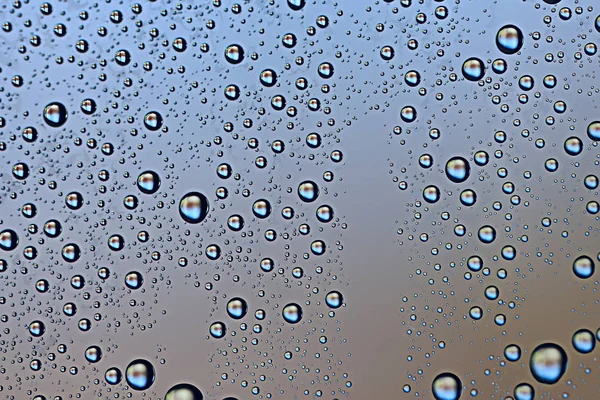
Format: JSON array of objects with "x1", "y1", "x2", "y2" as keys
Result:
[
  {"x1": 572, "y1": 329, "x2": 595, "y2": 354},
  {"x1": 210, "y1": 321, "x2": 226, "y2": 338},
  {"x1": 137, "y1": 171, "x2": 161, "y2": 194},
  {"x1": 84, "y1": 345, "x2": 102, "y2": 363},
  {"x1": 144, "y1": 111, "x2": 163, "y2": 131},
  {"x1": 43, "y1": 102, "x2": 68, "y2": 127},
  {"x1": 165, "y1": 383, "x2": 204, "y2": 400},
  {"x1": 496, "y1": 25, "x2": 524, "y2": 54},
  {"x1": 445, "y1": 157, "x2": 471, "y2": 183},
  {"x1": 504, "y1": 344, "x2": 521, "y2": 361},
  {"x1": 29, "y1": 320, "x2": 45, "y2": 337},
  {"x1": 227, "y1": 298, "x2": 248, "y2": 319},
  {"x1": 125, "y1": 271, "x2": 143, "y2": 289},
  {"x1": 573, "y1": 255, "x2": 595, "y2": 279},
  {"x1": 126, "y1": 359, "x2": 155, "y2": 390},
  {"x1": 0, "y1": 229, "x2": 19, "y2": 251},
  {"x1": 283, "y1": 303, "x2": 303, "y2": 324},
  {"x1": 564, "y1": 136, "x2": 583, "y2": 156},
  {"x1": 105, "y1": 367, "x2": 122, "y2": 385},
  {"x1": 478, "y1": 225, "x2": 496, "y2": 243},
  {"x1": 529, "y1": 343, "x2": 568, "y2": 384},
  {"x1": 298, "y1": 181, "x2": 319, "y2": 202},
  {"x1": 514, "y1": 383, "x2": 535, "y2": 400},
  {"x1": 432, "y1": 372, "x2": 462, "y2": 400},
  {"x1": 225, "y1": 44, "x2": 244, "y2": 64},
  {"x1": 462, "y1": 58, "x2": 485, "y2": 81},
  {"x1": 179, "y1": 192, "x2": 209, "y2": 224},
  {"x1": 325, "y1": 291, "x2": 343, "y2": 308}
]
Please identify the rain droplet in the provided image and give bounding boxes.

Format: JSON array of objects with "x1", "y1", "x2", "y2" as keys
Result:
[
  {"x1": 496, "y1": 25, "x2": 524, "y2": 55},
  {"x1": 179, "y1": 192, "x2": 209, "y2": 224},
  {"x1": 445, "y1": 157, "x2": 471, "y2": 183},
  {"x1": 283, "y1": 303, "x2": 303, "y2": 324},
  {"x1": 529, "y1": 343, "x2": 568, "y2": 384},
  {"x1": 572, "y1": 329, "x2": 595, "y2": 354},
  {"x1": 165, "y1": 383, "x2": 204, "y2": 400},
  {"x1": 137, "y1": 171, "x2": 161, "y2": 194},
  {"x1": 462, "y1": 58, "x2": 485, "y2": 81},
  {"x1": 432, "y1": 372, "x2": 462, "y2": 400},
  {"x1": 126, "y1": 359, "x2": 155, "y2": 391},
  {"x1": 43, "y1": 102, "x2": 68, "y2": 127}
]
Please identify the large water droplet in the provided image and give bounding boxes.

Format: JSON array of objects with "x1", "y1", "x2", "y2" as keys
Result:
[
  {"x1": 445, "y1": 157, "x2": 471, "y2": 183},
  {"x1": 572, "y1": 329, "x2": 595, "y2": 354},
  {"x1": 529, "y1": 343, "x2": 567, "y2": 384},
  {"x1": 137, "y1": 171, "x2": 161, "y2": 194},
  {"x1": 126, "y1": 359, "x2": 155, "y2": 390},
  {"x1": 496, "y1": 25, "x2": 524, "y2": 54},
  {"x1": 43, "y1": 102, "x2": 68, "y2": 127},
  {"x1": 179, "y1": 192, "x2": 209, "y2": 224},
  {"x1": 227, "y1": 298, "x2": 248, "y2": 319},
  {"x1": 165, "y1": 383, "x2": 204, "y2": 400},
  {"x1": 462, "y1": 58, "x2": 485, "y2": 81},
  {"x1": 0, "y1": 229, "x2": 19, "y2": 251},
  {"x1": 283, "y1": 303, "x2": 303, "y2": 324},
  {"x1": 432, "y1": 372, "x2": 462, "y2": 400},
  {"x1": 573, "y1": 255, "x2": 595, "y2": 279}
]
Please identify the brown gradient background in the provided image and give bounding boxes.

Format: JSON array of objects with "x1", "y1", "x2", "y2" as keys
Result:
[{"x1": 0, "y1": 1, "x2": 598, "y2": 399}]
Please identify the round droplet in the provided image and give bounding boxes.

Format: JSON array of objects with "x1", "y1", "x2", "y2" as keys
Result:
[
  {"x1": 12, "y1": 163, "x2": 29, "y2": 180},
  {"x1": 400, "y1": 106, "x2": 417, "y2": 123},
  {"x1": 529, "y1": 343, "x2": 568, "y2": 384},
  {"x1": 573, "y1": 255, "x2": 594, "y2": 279},
  {"x1": 125, "y1": 271, "x2": 143, "y2": 289},
  {"x1": 80, "y1": 98, "x2": 97, "y2": 115},
  {"x1": 462, "y1": 58, "x2": 485, "y2": 81},
  {"x1": 0, "y1": 229, "x2": 19, "y2": 251},
  {"x1": 287, "y1": 0, "x2": 306, "y2": 11},
  {"x1": 445, "y1": 157, "x2": 470, "y2": 183},
  {"x1": 126, "y1": 359, "x2": 155, "y2": 391},
  {"x1": 315, "y1": 205, "x2": 333, "y2": 222},
  {"x1": 572, "y1": 329, "x2": 595, "y2": 354},
  {"x1": 165, "y1": 383, "x2": 204, "y2": 400},
  {"x1": 260, "y1": 258, "x2": 274, "y2": 272},
  {"x1": 225, "y1": 44, "x2": 244, "y2": 64},
  {"x1": 105, "y1": 367, "x2": 122, "y2": 385},
  {"x1": 504, "y1": 344, "x2": 522, "y2": 362},
  {"x1": 564, "y1": 136, "x2": 583, "y2": 156},
  {"x1": 65, "y1": 191, "x2": 84, "y2": 210},
  {"x1": 283, "y1": 303, "x2": 303, "y2": 324},
  {"x1": 179, "y1": 192, "x2": 209, "y2": 224},
  {"x1": 85, "y1": 345, "x2": 102, "y2": 363},
  {"x1": 227, "y1": 298, "x2": 248, "y2": 319},
  {"x1": 514, "y1": 383, "x2": 535, "y2": 400},
  {"x1": 423, "y1": 185, "x2": 440, "y2": 204},
  {"x1": 259, "y1": 69, "x2": 277, "y2": 87},
  {"x1": 496, "y1": 25, "x2": 523, "y2": 54},
  {"x1": 325, "y1": 291, "x2": 343, "y2": 308},
  {"x1": 43, "y1": 102, "x2": 68, "y2": 127},
  {"x1": 298, "y1": 181, "x2": 319, "y2": 202},
  {"x1": 252, "y1": 199, "x2": 271, "y2": 219},
  {"x1": 29, "y1": 320, "x2": 46, "y2": 337},
  {"x1": 108, "y1": 234, "x2": 124, "y2": 251},
  {"x1": 380, "y1": 46, "x2": 394, "y2": 60},
  {"x1": 209, "y1": 321, "x2": 226, "y2": 338},
  {"x1": 587, "y1": 121, "x2": 600, "y2": 141},
  {"x1": 62, "y1": 243, "x2": 81, "y2": 262},
  {"x1": 144, "y1": 111, "x2": 163, "y2": 131},
  {"x1": 432, "y1": 372, "x2": 462, "y2": 400},
  {"x1": 478, "y1": 225, "x2": 496, "y2": 243},
  {"x1": 405, "y1": 70, "x2": 421, "y2": 86},
  {"x1": 469, "y1": 306, "x2": 483, "y2": 320},
  {"x1": 137, "y1": 171, "x2": 161, "y2": 194},
  {"x1": 317, "y1": 62, "x2": 334, "y2": 79}
]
